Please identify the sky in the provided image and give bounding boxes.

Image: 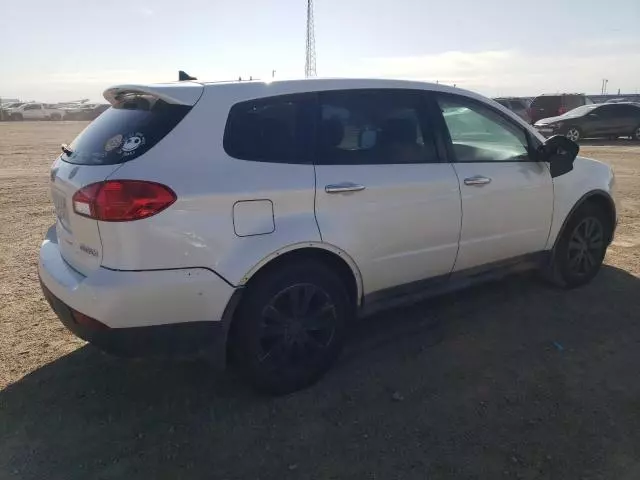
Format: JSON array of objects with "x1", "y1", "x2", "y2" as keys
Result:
[{"x1": 1, "y1": 0, "x2": 639, "y2": 102}]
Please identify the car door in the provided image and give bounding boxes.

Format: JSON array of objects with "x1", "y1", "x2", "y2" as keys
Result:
[
  {"x1": 314, "y1": 89, "x2": 462, "y2": 296},
  {"x1": 589, "y1": 105, "x2": 624, "y2": 136},
  {"x1": 614, "y1": 105, "x2": 640, "y2": 136},
  {"x1": 433, "y1": 92, "x2": 553, "y2": 272}
]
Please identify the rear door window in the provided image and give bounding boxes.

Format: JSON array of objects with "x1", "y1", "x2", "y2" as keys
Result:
[{"x1": 62, "y1": 95, "x2": 191, "y2": 165}]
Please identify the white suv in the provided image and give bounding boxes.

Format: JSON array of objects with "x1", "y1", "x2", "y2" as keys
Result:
[{"x1": 39, "y1": 78, "x2": 617, "y2": 393}]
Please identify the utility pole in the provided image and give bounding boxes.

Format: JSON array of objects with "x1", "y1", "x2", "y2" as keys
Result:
[{"x1": 305, "y1": 0, "x2": 317, "y2": 77}]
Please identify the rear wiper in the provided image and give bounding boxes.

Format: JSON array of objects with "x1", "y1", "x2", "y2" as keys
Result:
[{"x1": 61, "y1": 144, "x2": 73, "y2": 156}]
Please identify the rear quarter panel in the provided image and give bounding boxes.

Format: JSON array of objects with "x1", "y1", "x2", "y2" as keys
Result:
[{"x1": 98, "y1": 85, "x2": 321, "y2": 286}]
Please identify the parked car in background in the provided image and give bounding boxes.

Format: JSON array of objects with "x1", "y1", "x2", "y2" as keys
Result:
[
  {"x1": 529, "y1": 93, "x2": 593, "y2": 124},
  {"x1": 1, "y1": 102, "x2": 24, "y2": 111},
  {"x1": 493, "y1": 97, "x2": 531, "y2": 122},
  {"x1": 6, "y1": 102, "x2": 63, "y2": 121},
  {"x1": 534, "y1": 102, "x2": 640, "y2": 141},
  {"x1": 63, "y1": 103, "x2": 110, "y2": 121}
]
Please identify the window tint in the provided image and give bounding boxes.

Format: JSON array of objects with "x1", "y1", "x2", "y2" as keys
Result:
[
  {"x1": 224, "y1": 94, "x2": 314, "y2": 164},
  {"x1": 495, "y1": 99, "x2": 510, "y2": 108},
  {"x1": 63, "y1": 95, "x2": 189, "y2": 166},
  {"x1": 595, "y1": 105, "x2": 619, "y2": 118},
  {"x1": 509, "y1": 100, "x2": 526, "y2": 110},
  {"x1": 437, "y1": 95, "x2": 530, "y2": 163},
  {"x1": 563, "y1": 95, "x2": 585, "y2": 110},
  {"x1": 25, "y1": 104, "x2": 41, "y2": 110},
  {"x1": 316, "y1": 89, "x2": 437, "y2": 165},
  {"x1": 617, "y1": 105, "x2": 640, "y2": 116},
  {"x1": 531, "y1": 96, "x2": 559, "y2": 109}
]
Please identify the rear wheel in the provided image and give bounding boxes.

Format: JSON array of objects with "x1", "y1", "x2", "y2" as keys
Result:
[
  {"x1": 50, "y1": 113, "x2": 62, "y2": 121},
  {"x1": 546, "y1": 202, "x2": 611, "y2": 288},
  {"x1": 632, "y1": 125, "x2": 640, "y2": 141},
  {"x1": 10, "y1": 113, "x2": 23, "y2": 121},
  {"x1": 565, "y1": 127, "x2": 581, "y2": 142},
  {"x1": 232, "y1": 261, "x2": 350, "y2": 394}
]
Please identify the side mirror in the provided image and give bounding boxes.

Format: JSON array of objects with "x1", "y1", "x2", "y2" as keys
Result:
[{"x1": 541, "y1": 135, "x2": 579, "y2": 178}]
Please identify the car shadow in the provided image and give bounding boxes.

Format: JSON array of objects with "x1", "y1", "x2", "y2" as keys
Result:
[{"x1": 2, "y1": 266, "x2": 640, "y2": 480}]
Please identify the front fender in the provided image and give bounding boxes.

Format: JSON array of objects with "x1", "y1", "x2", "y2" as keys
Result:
[{"x1": 546, "y1": 156, "x2": 616, "y2": 249}]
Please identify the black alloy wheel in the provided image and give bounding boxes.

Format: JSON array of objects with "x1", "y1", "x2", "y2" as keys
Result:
[
  {"x1": 257, "y1": 283, "x2": 337, "y2": 367},
  {"x1": 566, "y1": 216, "x2": 605, "y2": 277}
]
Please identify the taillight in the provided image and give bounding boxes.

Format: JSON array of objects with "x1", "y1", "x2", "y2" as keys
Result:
[
  {"x1": 72, "y1": 180, "x2": 176, "y2": 222},
  {"x1": 558, "y1": 106, "x2": 568, "y2": 115}
]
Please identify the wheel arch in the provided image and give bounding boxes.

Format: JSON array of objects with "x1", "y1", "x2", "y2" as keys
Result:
[
  {"x1": 239, "y1": 243, "x2": 364, "y2": 308},
  {"x1": 553, "y1": 189, "x2": 617, "y2": 248}
]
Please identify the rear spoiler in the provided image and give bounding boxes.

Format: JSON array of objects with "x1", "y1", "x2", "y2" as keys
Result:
[{"x1": 103, "y1": 82, "x2": 204, "y2": 107}]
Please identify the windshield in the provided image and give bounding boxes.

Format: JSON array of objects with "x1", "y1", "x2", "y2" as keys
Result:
[{"x1": 561, "y1": 104, "x2": 599, "y2": 117}]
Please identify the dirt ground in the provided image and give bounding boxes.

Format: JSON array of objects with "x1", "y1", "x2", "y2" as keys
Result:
[{"x1": 1, "y1": 122, "x2": 639, "y2": 480}]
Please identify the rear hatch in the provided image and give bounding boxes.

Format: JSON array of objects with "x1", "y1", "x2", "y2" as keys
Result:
[
  {"x1": 530, "y1": 96, "x2": 560, "y2": 123},
  {"x1": 50, "y1": 82, "x2": 202, "y2": 275}
]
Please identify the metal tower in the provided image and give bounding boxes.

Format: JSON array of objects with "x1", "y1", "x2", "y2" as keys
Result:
[{"x1": 305, "y1": 0, "x2": 317, "y2": 78}]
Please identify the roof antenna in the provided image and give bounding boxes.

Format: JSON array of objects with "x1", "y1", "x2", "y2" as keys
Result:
[{"x1": 178, "y1": 70, "x2": 197, "y2": 81}]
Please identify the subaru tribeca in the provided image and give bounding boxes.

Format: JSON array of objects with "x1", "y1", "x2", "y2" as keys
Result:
[{"x1": 39, "y1": 79, "x2": 617, "y2": 394}]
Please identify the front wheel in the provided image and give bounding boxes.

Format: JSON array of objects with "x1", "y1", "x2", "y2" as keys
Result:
[
  {"x1": 232, "y1": 261, "x2": 350, "y2": 394},
  {"x1": 632, "y1": 125, "x2": 640, "y2": 141},
  {"x1": 546, "y1": 202, "x2": 611, "y2": 288},
  {"x1": 565, "y1": 127, "x2": 581, "y2": 142}
]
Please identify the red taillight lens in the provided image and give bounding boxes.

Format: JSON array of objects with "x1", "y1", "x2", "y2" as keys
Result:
[
  {"x1": 72, "y1": 180, "x2": 176, "y2": 222},
  {"x1": 558, "y1": 106, "x2": 568, "y2": 115}
]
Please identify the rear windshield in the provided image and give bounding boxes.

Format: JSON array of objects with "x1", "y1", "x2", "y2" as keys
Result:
[
  {"x1": 531, "y1": 96, "x2": 559, "y2": 109},
  {"x1": 62, "y1": 95, "x2": 191, "y2": 165}
]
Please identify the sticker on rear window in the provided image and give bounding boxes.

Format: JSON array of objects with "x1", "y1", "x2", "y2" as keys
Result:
[
  {"x1": 120, "y1": 132, "x2": 146, "y2": 156},
  {"x1": 104, "y1": 134, "x2": 123, "y2": 152}
]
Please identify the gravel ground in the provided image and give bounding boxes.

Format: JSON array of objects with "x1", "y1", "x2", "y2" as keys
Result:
[{"x1": 1, "y1": 122, "x2": 639, "y2": 480}]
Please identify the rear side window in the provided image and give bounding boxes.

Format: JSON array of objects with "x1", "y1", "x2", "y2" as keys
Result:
[
  {"x1": 63, "y1": 95, "x2": 191, "y2": 165},
  {"x1": 223, "y1": 94, "x2": 314, "y2": 164}
]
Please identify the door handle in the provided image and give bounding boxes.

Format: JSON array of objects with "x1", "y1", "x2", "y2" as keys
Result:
[
  {"x1": 325, "y1": 182, "x2": 366, "y2": 194},
  {"x1": 463, "y1": 175, "x2": 492, "y2": 186}
]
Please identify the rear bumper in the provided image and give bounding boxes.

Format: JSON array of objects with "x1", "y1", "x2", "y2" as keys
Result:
[
  {"x1": 41, "y1": 281, "x2": 232, "y2": 358},
  {"x1": 38, "y1": 225, "x2": 240, "y2": 364}
]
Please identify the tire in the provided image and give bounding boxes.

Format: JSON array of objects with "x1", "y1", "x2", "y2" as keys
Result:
[
  {"x1": 232, "y1": 261, "x2": 350, "y2": 394},
  {"x1": 545, "y1": 202, "x2": 611, "y2": 288},
  {"x1": 50, "y1": 113, "x2": 61, "y2": 121},
  {"x1": 632, "y1": 125, "x2": 640, "y2": 142},
  {"x1": 565, "y1": 127, "x2": 581, "y2": 142},
  {"x1": 10, "y1": 113, "x2": 23, "y2": 121}
]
